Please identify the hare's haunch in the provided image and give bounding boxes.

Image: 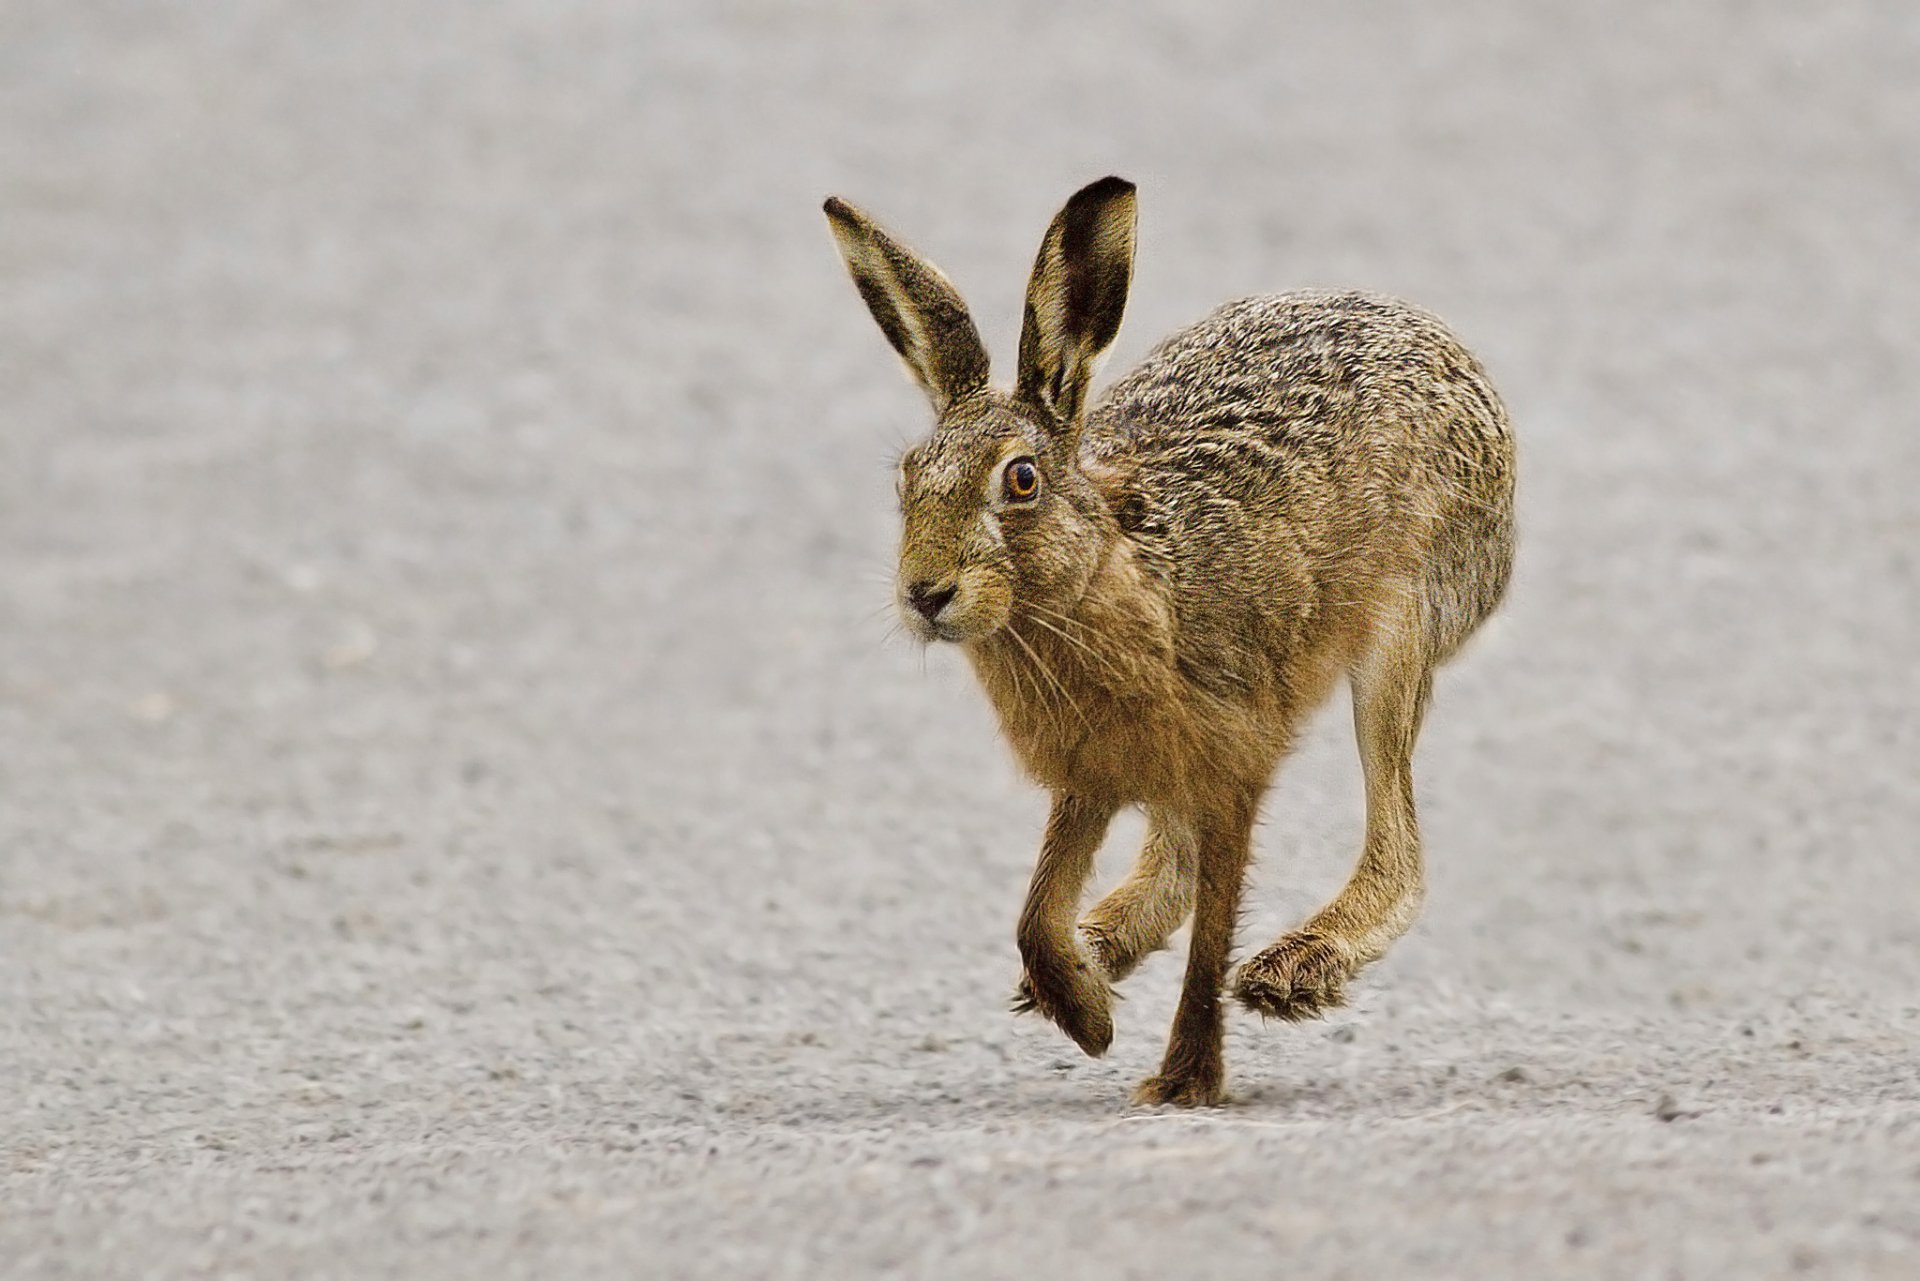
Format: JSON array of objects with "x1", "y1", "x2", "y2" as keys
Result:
[{"x1": 825, "y1": 178, "x2": 1514, "y2": 1107}]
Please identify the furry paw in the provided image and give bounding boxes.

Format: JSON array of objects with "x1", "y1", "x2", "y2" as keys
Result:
[
  {"x1": 1131, "y1": 1070, "x2": 1227, "y2": 1108},
  {"x1": 1011, "y1": 928, "x2": 1119, "y2": 1012},
  {"x1": 1012, "y1": 937, "x2": 1114, "y2": 1058},
  {"x1": 1234, "y1": 931, "x2": 1353, "y2": 1021}
]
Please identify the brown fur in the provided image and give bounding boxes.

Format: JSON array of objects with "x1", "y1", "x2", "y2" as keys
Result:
[{"x1": 825, "y1": 179, "x2": 1515, "y2": 1107}]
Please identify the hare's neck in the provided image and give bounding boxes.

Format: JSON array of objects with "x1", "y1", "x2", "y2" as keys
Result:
[
  {"x1": 966, "y1": 622, "x2": 1099, "y2": 786},
  {"x1": 965, "y1": 542, "x2": 1173, "y2": 785}
]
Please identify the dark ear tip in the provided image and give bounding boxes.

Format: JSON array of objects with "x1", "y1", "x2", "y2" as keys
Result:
[
  {"x1": 822, "y1": 195, "x2": 853, "y2": 221},
  {"x1": 1079, "y1": 175, "x2": 1137, "y2": 202}
]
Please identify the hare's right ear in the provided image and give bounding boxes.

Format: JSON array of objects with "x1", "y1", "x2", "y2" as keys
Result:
[
  {"x1": 1015, "y1": 177, "x2": 1137, "y2": 442},
  {"x1": 823, "y1": 197, "x2": 990, "y2": 413}
]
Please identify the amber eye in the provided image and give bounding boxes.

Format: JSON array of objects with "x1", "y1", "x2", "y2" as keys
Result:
[{"x1": 1003, "y1": 457, "x2": 1041, "y2": 502}]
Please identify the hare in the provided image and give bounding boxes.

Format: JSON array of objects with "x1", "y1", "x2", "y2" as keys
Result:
[{"x1": 824, "y1": 177, "x2": 1514, "y2": 1107}]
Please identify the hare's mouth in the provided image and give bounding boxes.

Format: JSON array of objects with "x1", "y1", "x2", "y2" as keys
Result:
[
  {"x1": 901, "y1": 610, "x2": 983, "y2": 645},
  {"x1": 899, "y1": 601, "x2": 1004, "y2": 646}
]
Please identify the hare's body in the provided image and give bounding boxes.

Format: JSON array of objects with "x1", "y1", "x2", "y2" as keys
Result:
[
  {"x1": 826, "y1": 181, "x2": 1514, "y2": 1106},
  {"x1": 975, "y1": 290, "x2": 1513, "y2": 809}
]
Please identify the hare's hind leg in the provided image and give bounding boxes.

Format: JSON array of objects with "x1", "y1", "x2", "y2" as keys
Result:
[
  {"x1": 1235, "y1": 632, "x2": 1434, "y2": 1021},
  {"x1": 1080, "y1": 810, "x2": 1196, "y2": 982}
]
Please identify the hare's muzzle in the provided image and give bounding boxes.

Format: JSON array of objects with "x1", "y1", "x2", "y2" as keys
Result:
[
  {"x1": 905, "y1": 579, "x2": 958, "y2": 624},
  {"x1": 896, "y1": 560, "x2": 1012, "y2": 644}
]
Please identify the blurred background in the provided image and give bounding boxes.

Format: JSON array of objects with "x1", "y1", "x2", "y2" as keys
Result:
[{"x1": 3, "y1": 3, "x2": 1916, "y2": 1276}]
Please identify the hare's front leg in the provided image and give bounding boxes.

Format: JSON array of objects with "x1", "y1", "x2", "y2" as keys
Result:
[
  {"x1": 1079, "y1": 810, "x2": 1195, "y2": 981},
  {"x1": 1016, "y1": 792, "x2": 1120, "y2": 1057},
  {"x1": 1132, "y1": 797, "x2": 1256, "y2": 1107},
  {"x1": 1236, "y1": 640, "x2": 1434, "y2": 1020},
  {"x1": 1012, "y1": 809, "x2": 1194, "y2": 1013}
]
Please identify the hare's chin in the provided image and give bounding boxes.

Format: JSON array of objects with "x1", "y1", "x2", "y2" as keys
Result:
[{"x1": 901, "y1": 614, "x2": 996, "y2": 646}]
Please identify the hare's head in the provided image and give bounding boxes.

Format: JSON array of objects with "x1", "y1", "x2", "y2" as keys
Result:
[{"x1": 825, "y1": 178, "x2": 1137, "y2": 644}]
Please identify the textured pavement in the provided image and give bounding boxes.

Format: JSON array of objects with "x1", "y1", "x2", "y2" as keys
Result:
[{"x1": 3, "y1": 3, "x2": 1918, "y2": 1277}]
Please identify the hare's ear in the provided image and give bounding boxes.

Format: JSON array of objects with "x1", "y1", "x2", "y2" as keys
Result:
[
  {"x1": 823, "y1": 197, "x2": 990, "y2": 413},
  {"x1": 1015, "y1": 177, "x2": 1137, "y2": 441}
]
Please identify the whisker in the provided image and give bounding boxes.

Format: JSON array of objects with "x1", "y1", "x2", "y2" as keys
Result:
[
  {"x1": 1022, "y1": 599, "x2": 1109, "y2": 641},
  {"x1": 1006, "y1": 624, "x2": 1089, "y2": 729},
  {"x1": 1019, "y1": 604, "x2": 1128, "y2": 682},
  {"x1": 1000, "y1": 629, "x2": 1060, "y2": 723},
  {"x1": 999, "y1": 633, "x2": 1043, "y2": 712},
  {"x1": 1021, "y1": 611, "x2": 1127, "y2": 684}
]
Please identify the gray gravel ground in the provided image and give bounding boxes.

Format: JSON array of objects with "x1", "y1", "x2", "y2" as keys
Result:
[{"x1": 4, "y1": 3, "x2": 1918, "y2": 1277}]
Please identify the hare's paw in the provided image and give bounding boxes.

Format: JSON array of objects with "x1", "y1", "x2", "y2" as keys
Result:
[
  {"x1": 1013, "y1": 940, "x2": 1114, "y2": 1058},
  {"x1": 1130, "y1": 1069, "x2": 1227, "y2": 1109},
  {"x1": 1073, "y1": 921, "x2": 1134, "y2": 982},
  {"x1": 1234, "y1": 931, "x2": 1353, "y2": 1021},
  {"x1": 1011, "y1": 928, "x2": 1116, "y2": 1013}
]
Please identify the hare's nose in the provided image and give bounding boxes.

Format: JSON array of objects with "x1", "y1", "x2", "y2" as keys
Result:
[{"x1": 906, "y1": 580, "x2": 958, "y2": 622}]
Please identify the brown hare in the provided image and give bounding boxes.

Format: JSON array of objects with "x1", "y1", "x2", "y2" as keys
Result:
[{"x1": 824, "y1": 177, "x2": 1514, "y2": 1107}]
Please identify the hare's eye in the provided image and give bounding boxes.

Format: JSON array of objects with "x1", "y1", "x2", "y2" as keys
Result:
[{"x1": 1003, "y1": 457, "x2": 1041, "y2": 503}]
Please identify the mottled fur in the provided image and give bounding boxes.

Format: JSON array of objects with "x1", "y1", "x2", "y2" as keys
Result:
[{"x1": 825, "y1": 178, "x2": 1514, "y2": 1107}]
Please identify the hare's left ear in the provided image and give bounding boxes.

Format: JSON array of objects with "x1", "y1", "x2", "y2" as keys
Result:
[{"x1": 1015, "y1": 177, "x2": 1137, "y2": 444}]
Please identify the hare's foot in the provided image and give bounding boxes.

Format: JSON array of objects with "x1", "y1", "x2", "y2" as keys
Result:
[
  {"x1": 1076, "y1": 817, "x2": 1195, "y2": 983},
  {"x1": 1010, "y1": 925, "x2": 1123, "y2": 1011},
  {"x1": 1234, "y1": 930, "x2": 1354, "y2": 1021},
  {"x1": 1076, "y1": 924, "x2": 1153, "y2": 985},
  {"x1": 1012, "y1": 792, "x2": 1122, "y2": 1057},
  {"x1": 1013, "y1": 937, "x2": 1114, "y2": 1057},
  {"x1": 1130, "y1": 1067, "x2": 1226, "y2": 1108}
]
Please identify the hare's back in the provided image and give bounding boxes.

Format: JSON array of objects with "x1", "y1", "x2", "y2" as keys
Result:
[
  {"x1": 1093, "y1": 289, "x2": 1510, "y2": 513},
  {"x1": 1089, "y1": 290, "x2": 1514, "y2": 654},
  {"x1": 1093, "y1": 290, "x2": 1505, "y2": 460}
]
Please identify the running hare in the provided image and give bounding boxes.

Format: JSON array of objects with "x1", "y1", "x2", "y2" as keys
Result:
[{"x1": 824, "y1": 177, "x2": 1514, "y2": 1106}]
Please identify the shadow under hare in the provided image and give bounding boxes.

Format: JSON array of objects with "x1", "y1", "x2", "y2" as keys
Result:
[{"x1": 824, "y1": 177, "x2": 1514, "y2": 1107}]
